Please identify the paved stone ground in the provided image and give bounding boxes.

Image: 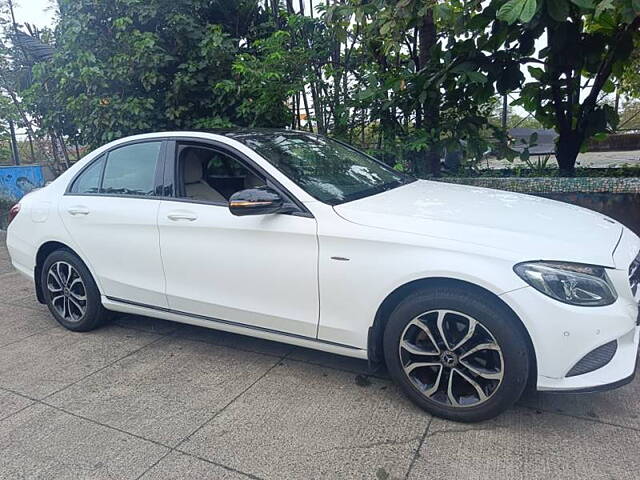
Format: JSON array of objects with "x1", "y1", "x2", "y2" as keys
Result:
[
  {"x1": 488, "y1": 149, "x2": 640, "y2": 169},
  {"x1": 1, "y1": 233, "x2": 639, "y2": 479}
]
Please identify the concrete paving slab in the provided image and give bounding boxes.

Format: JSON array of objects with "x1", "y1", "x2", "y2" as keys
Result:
[
  {"x1": 410, "y1": 407, "x2": 640, "y2": 480},
  {"x1": 0, "y1": 303, "x2": 59, "y2": 347},
  {"x1": 0, "y1": 324, "x2": 161, "y2": 399},
  {"x1": 0, "y1": 255, "x2": 12, "y2": 276},
  {"x1": 0, "y1": 403, "x2": 168, "y2": 480},
  {"x1": 48, "y1": 336, "x2": 283, "y2": 446},
  {"x1": 488, "y1": 149, "x2": 640, "y2": 169},
  {"x1": 0, "y1": 232, "x2": 11, "y2": 275},
  {"x1": 0, "y1": 271, "x2": 34, "y2": 303},
  {"x1": 287, "y1": 346, "x2": 387, "y2": 378},
  {"x1": 519, "y1": 369, "x2": 640, "y2": 430},
  {"x1": 0, "y1": 389, "x2": 33, "y2": 421},
  {"x1": 140, "y1": 452, "x2": 252, "y2": 480},
  {"x1": 113, "y1": 314, "x2": 180, "y2": 335},
  {"x1": 5, "y1": 292, "x2": 49, "y2": 312},
  {"x1": 173, "y1": 323, "x2": 293, "y2": 358},
  {"x1": 181, "y1": 360, "x2": 429, "y2": 480}
]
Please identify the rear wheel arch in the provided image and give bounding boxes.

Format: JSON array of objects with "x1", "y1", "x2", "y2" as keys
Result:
[
  {"x1": 34, "y1": 241, "x2": 97, "y2": 304},
  {"x1": 368, "y1": 277, "x2": 537, "y2": 388}
]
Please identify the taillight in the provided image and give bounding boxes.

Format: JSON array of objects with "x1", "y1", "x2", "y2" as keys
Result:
[{"x1": 7, "y1": 203, "x2": 20, "y2": 225}]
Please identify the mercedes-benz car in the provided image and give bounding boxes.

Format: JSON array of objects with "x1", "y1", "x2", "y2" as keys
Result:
[{"x1": 6, "y1": 130, "x2": 640, "y2": 422}]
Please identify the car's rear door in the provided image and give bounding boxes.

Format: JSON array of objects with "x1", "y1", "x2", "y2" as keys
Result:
[
  {"x1": 156, "y1": 139, "x2": 319, "y2": 337},
  {"x1": 59, "y1": 139, "x2": 168, "y2": 307}
]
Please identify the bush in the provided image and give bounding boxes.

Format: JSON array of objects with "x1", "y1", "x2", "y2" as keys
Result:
[{"x1": 0, "y1": 196, "x2": 14, "y2": 230}]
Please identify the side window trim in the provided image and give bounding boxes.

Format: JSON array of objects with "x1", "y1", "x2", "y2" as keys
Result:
[
  {"x1": 161, "y1": 140, "x2": 176, "y2": 197},
  {"x1": 66, "y1": 139, "x2": 166, "y2": 199},
  {"x1": 162, "y1": 137, "x2": 312, "y2": 217}
]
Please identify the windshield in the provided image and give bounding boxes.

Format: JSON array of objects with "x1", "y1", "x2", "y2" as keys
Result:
[{"x1": 229, "y1": 131, "x2": 415, "y2": 205}]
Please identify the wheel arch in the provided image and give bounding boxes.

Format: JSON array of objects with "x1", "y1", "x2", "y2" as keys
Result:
[
  {"x1": 34, "y1": 241, "x2": 95, "y2": 304},
  {"x1": 368, "y1": 277, "x2": 537, "y2": 387}
]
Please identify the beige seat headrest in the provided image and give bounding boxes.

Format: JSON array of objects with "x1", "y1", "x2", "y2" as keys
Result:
[{"x1": 183, "y1": 149, "x2": 205, "y2": 184}]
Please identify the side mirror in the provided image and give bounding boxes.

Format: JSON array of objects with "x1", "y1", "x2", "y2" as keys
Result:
[{"x1": 229, "y1": 187, "x2": 285, "y2": 216}]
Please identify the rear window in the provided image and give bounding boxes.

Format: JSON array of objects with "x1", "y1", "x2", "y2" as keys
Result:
[
  {"x1": 70, "y1": 155, "x2": 105, "y2": 194},
  {"x1": 101, "y1": 142, "x2": 161, "y2": 196}
]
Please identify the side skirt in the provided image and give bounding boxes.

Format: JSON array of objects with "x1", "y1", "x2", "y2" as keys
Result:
[{"x1": 102, "y1": 296, "x2": 369, "y2": 360}]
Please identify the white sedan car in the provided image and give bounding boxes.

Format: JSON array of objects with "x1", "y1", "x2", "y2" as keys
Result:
[{"x1": 6, "y1": 130, "x2": 640, "y2": 422}]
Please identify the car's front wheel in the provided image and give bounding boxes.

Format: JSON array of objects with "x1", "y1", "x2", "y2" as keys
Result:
[
  {"x1": 41, "y1": 249, "x2": 108, "y2": 332},
  {"x1": 383, "y1": 286, "x2": 530, "y2": 422}
]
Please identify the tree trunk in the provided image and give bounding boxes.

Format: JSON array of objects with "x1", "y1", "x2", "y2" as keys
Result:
[
  {"x1": 301, "y1": 88, "x2": 313, "y2": 132},
  {"x1": 556, "y1": 130, "x2": 583, "y2": 176},
  {"x1": 8, "y1": 119, "x2": 20, "y2": 165},
  {"x1": 418, "y1": 9, "x2": 440, "y2": 177},
  {"x1": 26, "y1": 131, "x2": 36, "y2": 162}
]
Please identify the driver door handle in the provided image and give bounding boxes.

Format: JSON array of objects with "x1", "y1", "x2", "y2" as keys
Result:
[{"x1": 167, "y1": 212, "x2": 198, "y2": 221}]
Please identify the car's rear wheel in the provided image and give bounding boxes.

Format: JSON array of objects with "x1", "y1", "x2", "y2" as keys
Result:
[
  {"x1": 41, "y1": 250, "x2": 108, "y2": 332},
  {"x1": 383, "y1": 286, "x2": 529, "y2": 422}
]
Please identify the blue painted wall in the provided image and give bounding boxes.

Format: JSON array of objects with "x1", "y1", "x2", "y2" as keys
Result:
[{"x1": 0, "y1": 165, "x2": 45, "y2": 201}]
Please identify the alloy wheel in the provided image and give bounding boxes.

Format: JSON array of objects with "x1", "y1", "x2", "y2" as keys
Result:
[
  {"x1": 399, "y1": 309, "x2": 504, "y2": 408},
  {"x1": 46, "y1": 261, "x2": 87, "y2": 322}
]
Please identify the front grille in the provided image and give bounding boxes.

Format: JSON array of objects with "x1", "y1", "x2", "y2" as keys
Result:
[
  {"x1": 566, "y1": 341, "x2": 618, "y2": 377},
  {"x1": 630, "y1": 251, "x2": 640, "y2": 300}
]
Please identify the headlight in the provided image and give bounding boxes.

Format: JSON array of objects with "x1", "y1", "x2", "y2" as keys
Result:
[{"x1": 514, "y1": 262, "x2": 617, "y2": 306}]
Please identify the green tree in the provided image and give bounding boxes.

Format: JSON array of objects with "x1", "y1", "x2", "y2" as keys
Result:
[
  {"x1": 620, "y1": 37, "x2": 640, "y2": 98},
  {"x1": 489, "y1": 0, "x2": 640, "y2": 175},
  {"x1": 28, "y1": 0, "x2": 276, "y2": 148},
  {"x1": 324, "y1": 1, "x2": 511, "y2": 175}
]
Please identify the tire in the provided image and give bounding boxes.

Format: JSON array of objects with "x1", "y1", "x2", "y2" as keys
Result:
[
  {"x1": 383, "y1": 286, "x2": 530, "y2": 422},
  {"x1": 41, "y1": 249, "x2": 108, "y2": 332}
]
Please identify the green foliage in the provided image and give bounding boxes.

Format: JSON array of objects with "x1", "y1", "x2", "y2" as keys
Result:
[
  {"x1": 2, "y1": 0, "x2": 639, "y2": 178},
  {"x1": 497, "y1": 0, "x2": 538, "y2": 24},
  {"x1": 482, "y1": 0, "x2": 640, "y2": 173},
  {"x1": 26, "y1": 0, "x2": 281, "y2": 147}
]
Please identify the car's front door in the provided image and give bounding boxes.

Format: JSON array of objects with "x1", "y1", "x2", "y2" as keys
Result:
[
  {"x1": 157, "y1": 140, "x2": 319, "y2": 337},
  {"x1": 59, "y1": 140, "x2": 168, "y2": 307}
]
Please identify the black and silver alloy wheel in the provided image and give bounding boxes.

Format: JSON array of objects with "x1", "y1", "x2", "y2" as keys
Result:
[
  {"x1": 384, "y1": 286, "x2": 529, "y2": 422},
  {"x1": 46, "y1": 261, "x2": 87, "y2": 322},
  {"x1": 399, "y1": 309, "x2": 503, "y2": 407},
  {"x1": 41, "y1": 249, "x2": 108, "y2": 332}
]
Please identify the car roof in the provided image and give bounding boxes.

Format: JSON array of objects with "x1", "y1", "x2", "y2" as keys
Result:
[{"x1": 205, "y1": 128, "x2": 318, "y2": 141}]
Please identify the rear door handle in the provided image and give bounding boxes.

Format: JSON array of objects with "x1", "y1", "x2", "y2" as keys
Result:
[
  {"x1": 167, "y1": 212, "x2": 198, "y2": 221},
  {"x1": 67, "y1": 206, "x2": 89, "y2": 216}
]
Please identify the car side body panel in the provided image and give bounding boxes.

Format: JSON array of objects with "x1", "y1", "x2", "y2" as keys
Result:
[
  {"x1": 157, "y1": 198, "x2": 320, "y2": 337},
  {"x1": 6, "y1": 131, "x2": 640, "y2": 395},
  {"x1": 58, "y1": 195, "x2": 167, "y2": 307},
  {"x1": 310, "y1": 201, "x2": 529, "y2": 349}
]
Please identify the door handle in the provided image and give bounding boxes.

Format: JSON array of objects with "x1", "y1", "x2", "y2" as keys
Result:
[
  {"x1": 67, "y1": 206, "x2": 90, "y2": 216},
  {"x1": 167, "y1": 212, "x2": 198, "y2": 221}
]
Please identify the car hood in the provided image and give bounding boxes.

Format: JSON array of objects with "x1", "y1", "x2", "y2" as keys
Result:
[{"x1": 333, "y1": 180, "x2": 622, "y2": 267}]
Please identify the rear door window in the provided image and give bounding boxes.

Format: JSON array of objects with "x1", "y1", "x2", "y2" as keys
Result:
[
  {"x1": 70, "y1": 155, "x2": 105, "y2": 194},
  {"x1": 101, "y1": 142, "x2": 162, "y2": 196}
]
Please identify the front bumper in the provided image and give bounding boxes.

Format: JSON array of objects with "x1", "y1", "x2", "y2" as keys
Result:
[
  {"x1": 501, "y1": 226, "x2": 640, "y2": 392},
  {"x1": 500, "y1": 286, "x2": 639, "y2": 392}
]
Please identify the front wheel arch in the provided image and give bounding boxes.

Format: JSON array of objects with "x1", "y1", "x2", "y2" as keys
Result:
[{"x1": 369, "y1": 277, "x2": 537, "y2": 390}]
